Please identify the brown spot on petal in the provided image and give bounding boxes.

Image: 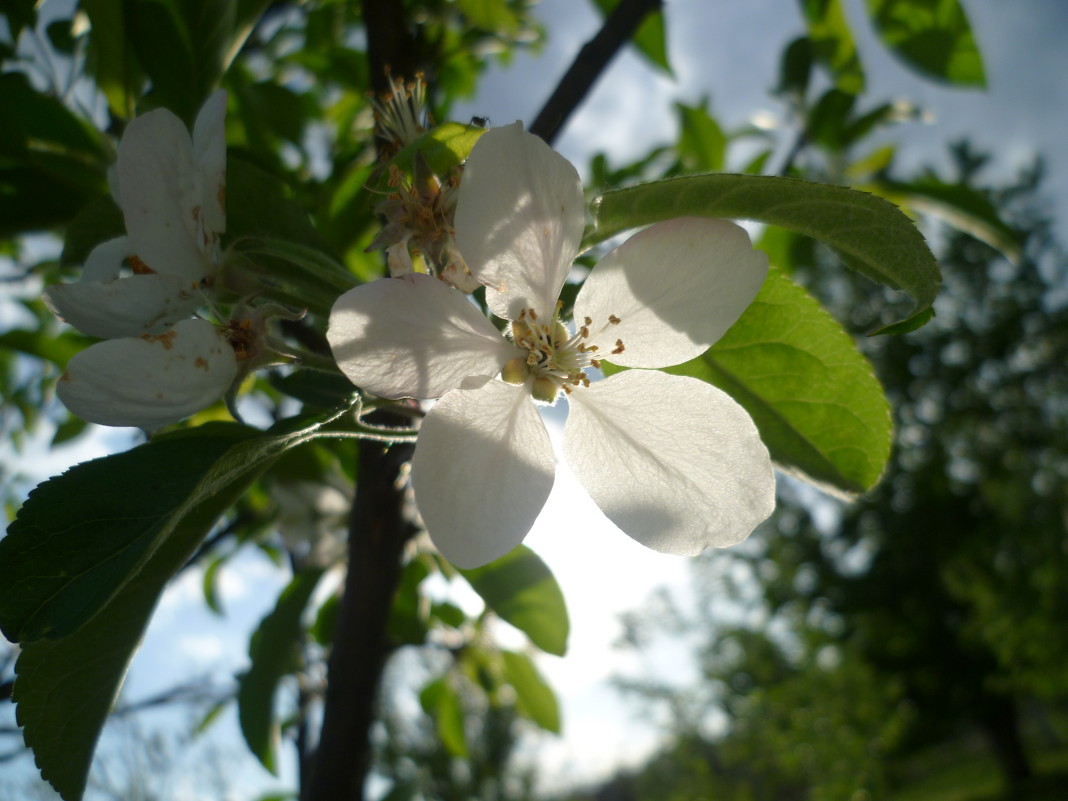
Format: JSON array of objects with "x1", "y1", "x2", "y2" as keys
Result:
[
  {"x1": 59, "y1": 371, "x2": 71, "y2": 383},
  {"x1": 140, "y1": 329, "x2": 179, "y2": 349},
  {"x1": 129, "y1": 255, "x2": 155, "y2": 275},
  {"x1": 195, "y1": 357, "x2": 210, "y2": 370}
]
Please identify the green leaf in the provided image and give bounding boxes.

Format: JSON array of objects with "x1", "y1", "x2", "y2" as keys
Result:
[
  {"x1": 59, "y1": 195, "x2": 125, "y2": 267},
  {"x1": 232, "y1": 236, "x2": 357, "y2": 317},
  {"x1": 384, "y1": 122, "x2": 485, "y2": 186},
  {"x1": 387, "y1": 558, "x2": 431, "y2": 646},
  {"x1": 202, "y1": 554, "x2": 227, "y2": 615},
  {"x1": 226, "y1": 157, "x2": 329, "y2": 251},
  {"x1": 269, "y1": 369, "x2": 358, "y2": 410},
  {"x1": 125, "y1": 0, "x2": 236, "y2": 123},
  {"x1": 502, "y1": 650, "x2": 560, "y2": 733},
  {"x1": 0, "y1": 412, "x2": 347, "y2": 644},
  {"x1": 460, "y1": 546, "x2": 569, "y2": 656},
  {"x1": 675, "y1": 101, "x2": 726, "y2": 172},
  {"x1": 81, "y1": 0, "x2": 141, "y2": 117},
  {"x1": 51, "y1": 416, "x2": 90, "y2": 447},
  {"x1": 777, "y1": 36, "x2": 815, "y2": 97},
  {"x1": 0, "y1": 74, "x2": 108, "y2": 234},
  {"x1": 11, "y1": 432, "x2": 265, "y2": 801},
  {"x1": 864, "y1": 0, "x2": 986, "y2": 87},
  {"x1": 310, "y1": 592, "x2": 339, "y2": 647},
  {"x1": 419, "y1": 677, "x2": 468, "y2": 757},
  {"x1": 430, "y1": 601, "x2": 466, "y2": 629},
  {"x1": 590, "y1": 0, "x2": 672, "y2": 74},
  {"x1": 238, "y1": 567, "x2": 325, "y2": 774},
  {"x1": 652, "y1": 268, "x2": 891, "y2": 495},
  {"x1": 879, "y1": 177, "x2": 1020, "y2": 264},
  {"x1": 0, "y1": 329, "x2": 93, "y2": 368},
  {"x1": 799, "y1": 0, "x2": 865, "y2": 94},
  {"x1": 588, "y1": 173, "x2": 941, "y2": 334},
  {"x1": 457, "y1": 0, "x2": 520, "y2": 34},
  {"x1": 805, "y1": 88, "x2": 857, "y2": 151},
  {"x1": 1, "y1": 0, "x2": 37, "y2": 41}
]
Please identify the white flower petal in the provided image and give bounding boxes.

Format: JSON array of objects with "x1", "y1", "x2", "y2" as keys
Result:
[
  {"x1": 57, "y1": 318, "x2": 238, "y2": 430},
  {"x1": 327, "y1": 274, "x2": 519, "y2": 399},
  {"x1": 116, "y1": 106, "x2": 210, "y2": 281},
  {"x1": 564, "y1": 370, "x2": 775, "y2": 555},
  {"x1": 192, "y1": 89, "x2": 227, "y2": 237},
  {"x1": 80, "y1": 236, "x2": 133, "y2": 283},
  {"x1": 575, "y1": 218, "x2": 768, "y2": 368},
  {"x1": 455, "y1": 123, "x2": 584, "y2": 320},
  {"x1": 412, "y1": 379, "x2": 555, "y2": 568},
  {"x1": 44, "y1": 273, "x2": 203, "y2": 339}
]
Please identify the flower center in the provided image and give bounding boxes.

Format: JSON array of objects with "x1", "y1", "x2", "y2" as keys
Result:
[{"x1": 501, "y1": 304, "x2": 625, "y2": 403}]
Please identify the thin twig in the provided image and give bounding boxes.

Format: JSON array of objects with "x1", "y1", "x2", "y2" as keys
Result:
[{"x1": 529, "y1": 0, "x2": 663, "y2": 145}]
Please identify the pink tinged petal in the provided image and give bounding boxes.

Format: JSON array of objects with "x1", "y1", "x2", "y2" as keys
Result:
[
  {"x1": 454, "y1": 122, "x2": 585, "y2": 320},
  {"x1": 575, "y1": 218, "x2": 769, "y2": 368},
  {"x1": 192, "y1": 89, "x2": 227, "y2": 236},
  {"x1": 117, "y1": 106, "x2": 209, "y2": 282},
  {"x1": 327, "y1": 274, "x2": 519, "y2": 400},
  {"x1": 57, "y1": 319, "x2": 239, "y2": 430},
  {"x1": 411, "y1": 379, "x2": 556, "y2": 568},
  {"x1": 43, "y1": 273, "x2": 203, "y2": 339},
  {"x1": 563, "y1": 370, "x2": 775, "y2": 555}
]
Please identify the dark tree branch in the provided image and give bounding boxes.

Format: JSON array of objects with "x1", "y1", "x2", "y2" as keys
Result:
[
  {"x1": 305, "y1": 435, "x2": 415, "y2": 801},
  {"x1": 362, "y1": 0, "x2": 420, "y2": 93},
  {"x1": 301, "y1": 7, "x2": 422, "y2": 799},
  {"x1": 529, "y1": 0, "x2": 663, "y2": 145}
]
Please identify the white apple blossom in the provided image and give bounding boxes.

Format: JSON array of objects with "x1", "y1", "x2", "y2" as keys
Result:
[
  {"x1": 44, "y1": 89, "x2": 227, "y2": 339},
  {"x1": 328, "y1": 123, "x2": 775, "y2": 568},
  {"x1": 45, "y1": 91, "x2": 247, "y2": 430}
]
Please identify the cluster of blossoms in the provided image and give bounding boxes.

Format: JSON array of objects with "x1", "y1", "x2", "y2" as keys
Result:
[
  {"x1": 328, "y1": 123, "x2": 776, "y2": 568},
  {"x1": 45, "y1": 92, "x2": 281, "y2": 430},
  {"x1": 46, "y1": 84, "x2": 776, "y2": 568}
]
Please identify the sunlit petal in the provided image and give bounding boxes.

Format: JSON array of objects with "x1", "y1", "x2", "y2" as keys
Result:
[
  {"x1": 116, "y1": 106, "x2": 209, "y2": 281},
  {"x1": 455, "y1": 123, "x2": 584, "y2": 320},
  {"x1": 412, "y1": 379, "x2": 556, "y2": 568},
  {"x1": 328, "y1": 274, "x2": 520, "y2": 399},
  {"x1": 44, "y1": 273, "x2": 203, "y2": 339},
  {"x1": 193, "y1": 89, "x2": 227, "y2": 237},
  {"x1": 57, "y1": 319, "x2": 238, "y2": 430},
  {"x1": 564, "y1": 369, "x2": 775, "y2": 554},
  {"x1": 575, "y1": 218, "x2": 768, "y2": 368}
]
